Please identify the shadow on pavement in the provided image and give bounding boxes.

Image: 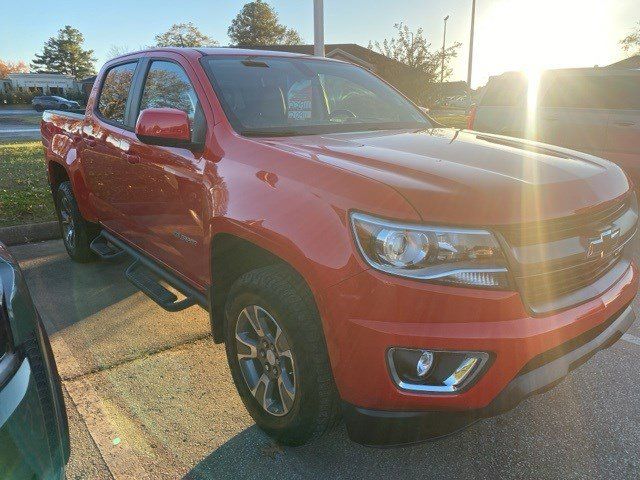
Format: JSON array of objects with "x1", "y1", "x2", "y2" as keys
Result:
[{"x1": 10, "y1": 240, "x2": 139, "y2": 333}]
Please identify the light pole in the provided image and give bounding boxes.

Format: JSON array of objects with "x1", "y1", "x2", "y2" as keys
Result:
[
  {"x1": 314, "y1": 0, "x2": 325, "y2": 57},
  {"x1": 441, "y1": 15, "x2": 449, "y2": 84},
  {"x1": 467, "y1": 0, "x2": 476, "y2": 88}
]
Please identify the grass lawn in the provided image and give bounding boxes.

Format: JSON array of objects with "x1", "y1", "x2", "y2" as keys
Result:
[{"x1": 0, "y1": 140, "x2": 56, "y2": 227}]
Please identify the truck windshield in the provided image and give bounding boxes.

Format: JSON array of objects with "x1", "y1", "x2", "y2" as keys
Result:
[{"x1": 202, "y1": 56, "x2": 430, "y2": 136}]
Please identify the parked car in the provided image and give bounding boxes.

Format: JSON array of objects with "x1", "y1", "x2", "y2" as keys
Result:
[
  {"x1": 469, "y1": 68, "x2": 640, "y2": 182},
  {"x1": 0, "y1": 243, "x2": 70, "y2": 479},
  {"x1": 41, "y1": 48, "x2": 638, "y2": 446},
  {"x1": 32, "y1": 96, "x2": 81, "y2": 112},
  {"x1": 433, "y1": 94, "x2": 474, "y2": 113}
]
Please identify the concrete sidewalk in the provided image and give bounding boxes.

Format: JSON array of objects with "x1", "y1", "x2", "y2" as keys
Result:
[{"x1": 10, "y1": 239, "x2": 640, "y2": 480}]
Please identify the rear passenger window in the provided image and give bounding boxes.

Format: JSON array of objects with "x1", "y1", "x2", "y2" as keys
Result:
[
  {"x1": 540, "y1": 75, "x2": 640, "y2": 110},
  {"x1": 139, "y1": 61, "x2": 199, "y2": 122},
  {"x1": 97, "y1": 62, "x2": 137, "y2": 125}
]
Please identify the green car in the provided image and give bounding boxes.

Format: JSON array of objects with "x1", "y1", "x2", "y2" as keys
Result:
[{"x1": 0, "y1": 243, "x2": 69, "y2": 479}]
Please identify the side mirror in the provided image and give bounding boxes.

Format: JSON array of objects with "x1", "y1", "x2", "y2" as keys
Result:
[{"x1": 135, "y1": 108, "x2": 192, "y2": 148}]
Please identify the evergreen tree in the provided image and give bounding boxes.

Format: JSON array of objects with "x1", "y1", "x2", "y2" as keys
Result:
[
  {"x1": 31, "y1": 26, "x2": 96, "y2": 78},
  {"x1": 228, "y1": 0, "x2": 303, "y2": 46}
]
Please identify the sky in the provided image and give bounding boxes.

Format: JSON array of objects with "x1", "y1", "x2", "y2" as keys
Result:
[{"x1": 1, "y1": 0, "x2": 638, "y2": 87}]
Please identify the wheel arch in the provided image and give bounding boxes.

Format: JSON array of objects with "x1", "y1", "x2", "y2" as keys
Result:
[
  {"x1": 208, "y1": 231, "x2": 318, "y2": 344},
  {"x1": 47, "y1": 160, "x2": 70, "y2": 200}
]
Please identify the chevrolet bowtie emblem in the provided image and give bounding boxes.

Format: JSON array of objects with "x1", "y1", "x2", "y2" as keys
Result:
[{"x1": 586, "y1": 227, "x2": 621, "y2": 259}]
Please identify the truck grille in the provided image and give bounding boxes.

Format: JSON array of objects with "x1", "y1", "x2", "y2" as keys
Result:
[{"x1": 497, "y1": 194, "x2": 638, "y2": 314}]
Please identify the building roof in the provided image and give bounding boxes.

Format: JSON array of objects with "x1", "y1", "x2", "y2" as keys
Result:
[
  {"x1": 7, "y1": 72, "x2": 73, "y2": 78},
  {"x1": 79, "y1": 75, "x2": 97, "y2": 84},
  {"x1": 236, "y1": 44, "x2": 424, "y2": 75},
  {"x1": 607, "y1": 54, "x2": 640, "y2": 69}
]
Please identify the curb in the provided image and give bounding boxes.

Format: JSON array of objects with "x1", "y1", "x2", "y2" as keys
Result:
[{"x1": 0, "y1": 221, "x2": 61, "y2": 246}]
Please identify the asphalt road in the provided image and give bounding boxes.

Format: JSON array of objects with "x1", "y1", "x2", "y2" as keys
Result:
[
  {"x1": 0, "y1": 108, "x2": 39, "y2": 115},
  {"x1": 0, "y1": 109, "x2": 42, "y2": 140},
  {"x1": 9, "y1": 239, "x2": 640, "y2": 480}
]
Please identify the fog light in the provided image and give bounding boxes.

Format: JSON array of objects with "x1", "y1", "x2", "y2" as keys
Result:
[
  {"x1": 416, "y1": 351, "x2": 434, "y2": 377},
  {"x1": 388, "y1": 348, "x2": 489, "y2": 394}
]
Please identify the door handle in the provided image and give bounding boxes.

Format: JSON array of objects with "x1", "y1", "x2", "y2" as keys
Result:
[
  {"x1": 124, "y1": 153, "x2": 140, "y2": 164},
  {"x1": 614, "y1": 121, "x2": 635, "y2": 127}
]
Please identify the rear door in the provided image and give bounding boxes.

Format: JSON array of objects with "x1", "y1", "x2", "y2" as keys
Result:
[
  {"x1": 537, "y1": 73, "x2": 611, "y2": 155},
  {"x1": 473, "y1": 74, "x2": 527, "y2": 138},
  {"x1": 81, "y1": 60, "x2": 142, "y2": 234},
  {"x1": 118, "y1": 55, "x2": 210, "y2": 286},
  {"x1": 603, "y1": 74, "x2": 640, "y2": 182}
]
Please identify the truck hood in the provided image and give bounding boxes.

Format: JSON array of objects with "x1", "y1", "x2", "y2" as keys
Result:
[{"x1": 259, "y1": 128, "x2": 631, "y2": 226}]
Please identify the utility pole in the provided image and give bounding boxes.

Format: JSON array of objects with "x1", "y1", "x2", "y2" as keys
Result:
[
  {"x1": 314, "y1": 0, "x2": 325, "y2": 57},
  {"x1": 467, "y1": 0, "x2": 476, "y2": 88},
  {"x1": 441, "y1": 15, "x2": 449, "y2": 83}
]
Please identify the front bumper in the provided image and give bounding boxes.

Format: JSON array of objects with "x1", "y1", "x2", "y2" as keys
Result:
[
  {"x1": 319, "y1": 262, "x2": 638, "y2": 445},
  {"x1": 342, "y1": 304, "x2": 635, "y2": 446}
]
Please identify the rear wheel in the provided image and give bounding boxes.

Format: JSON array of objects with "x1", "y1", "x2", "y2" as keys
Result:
[
  {"x1": 224, "y1": 264, "x2": 340, "y2": 445},
  {"x1": 55, "y1": 181, "x2": 98, "y2": 262}
]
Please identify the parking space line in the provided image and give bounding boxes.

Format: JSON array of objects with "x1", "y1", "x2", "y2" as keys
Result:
[{"x1": 622, "y1": 334, "x2": 640, "y2": 347}]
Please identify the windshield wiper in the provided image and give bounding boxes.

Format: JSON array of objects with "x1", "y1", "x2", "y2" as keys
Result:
[{"x1": 242, "y1": 129, "x2": 304, "y2": 137}]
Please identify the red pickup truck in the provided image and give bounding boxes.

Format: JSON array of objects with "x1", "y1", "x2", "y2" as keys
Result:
[{"x1": 41, "y1": 47, "x2": 638, "y2": 446}]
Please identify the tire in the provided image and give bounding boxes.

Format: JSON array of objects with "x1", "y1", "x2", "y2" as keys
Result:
[
  {"x1": 55, "y1": 181, "x2": 98, "y2": 262},
  {"x1": 224, "y1": 264, "x2": 340, "y2": 446}
]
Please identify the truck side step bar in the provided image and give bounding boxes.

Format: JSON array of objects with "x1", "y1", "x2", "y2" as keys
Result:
[
  {"x1": 90, "y1": 233, "x2": 126, "y2": 261},
  {"x1": 125, "y1": 261, "x2": 196, "y2": 312},
  {"x1": 98, "y1": 230, "x2": 208, "y2": 312}
]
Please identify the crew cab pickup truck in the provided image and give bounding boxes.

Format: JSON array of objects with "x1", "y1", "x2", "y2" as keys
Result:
[{"x1": 41, "y1": 47, "x2": 638, "y2": 446}]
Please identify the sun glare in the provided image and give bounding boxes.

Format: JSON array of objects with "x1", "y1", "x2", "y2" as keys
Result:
[{"x1": 474, "y1": 0, "x2": 615, "y2": 86}]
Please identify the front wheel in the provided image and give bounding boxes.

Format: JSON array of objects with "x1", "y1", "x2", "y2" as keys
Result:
[
  {"x1": 55, "y1": 181, "x2": 98, "y2": 262},
  {"x1": 224, "y1": 265, "x2": 340, "y2": 446}
]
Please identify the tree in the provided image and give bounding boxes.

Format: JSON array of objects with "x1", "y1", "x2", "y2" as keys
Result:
[
  {"x1": 154, "y1": 22, "x2": 218, "y2": 47},
  {"x1": 228, "y1": 0, "x2": 302, "y2": 46},
  {"x1": 31, "y1": 26, "x2": 96, "y2": 78},
  {"x1": 620, "y1": 21, "x2": 640, "y2": 55},
  {"x1": 106, "y1": 45, "x2": 134, "y2": 60},
  {"x1": 369, "y1": 23, "x2": 461, "y2": 83},
  {"x1": 0, "y1": 60, "x2": 28, "y2": 78}
]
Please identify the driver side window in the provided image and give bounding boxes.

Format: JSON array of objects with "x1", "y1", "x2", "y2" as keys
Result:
[{"x1": 139, "y1": 61, "x2": 199, "y2": 122}]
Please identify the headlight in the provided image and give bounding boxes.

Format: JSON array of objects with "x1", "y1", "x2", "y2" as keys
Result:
[{"x1": 350, "y1": 212, "x2": 510, "y2": 288}]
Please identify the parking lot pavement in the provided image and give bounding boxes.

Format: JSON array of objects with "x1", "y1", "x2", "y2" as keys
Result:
[{"x1": 10, "y1": 239, "x2": 640, "y2": 479}]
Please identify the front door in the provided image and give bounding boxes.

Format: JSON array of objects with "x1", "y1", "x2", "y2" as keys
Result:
[
  {"x1": 121, "y1": 56, "x2": 210, "y2": 286},
  {"x1": 537, "y1": 74, "x2": 611, "y2": 156},
  {"x1": 603, "y1": 74, "x2": 640, "y2": 181}
]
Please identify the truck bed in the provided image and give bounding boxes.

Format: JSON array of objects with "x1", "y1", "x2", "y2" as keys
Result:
[{"x1": 40, "y1": 109, "x2": 85, "y2": 153}]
